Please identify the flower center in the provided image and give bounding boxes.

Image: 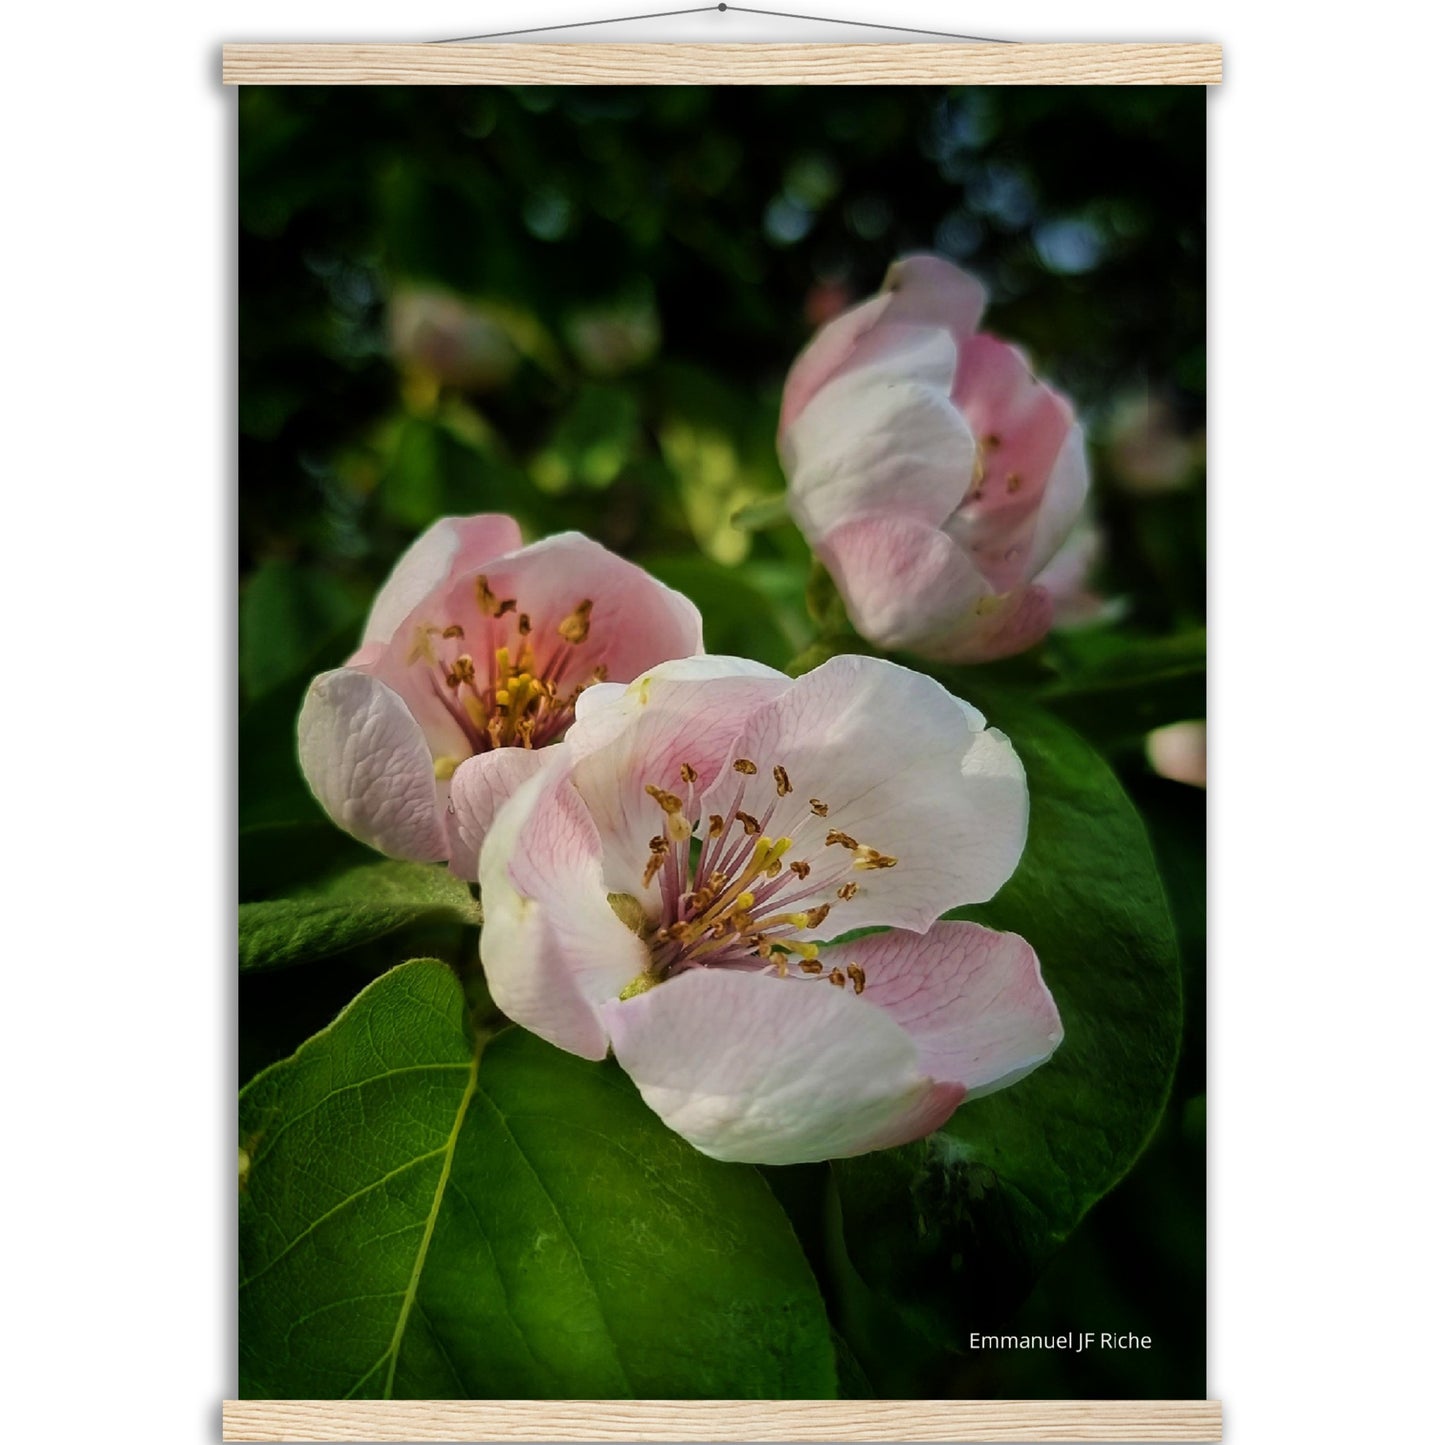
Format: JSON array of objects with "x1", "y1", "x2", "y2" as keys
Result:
[
  {"x1": 407, "y1": 577, "x2": 603, "y2": 772},
  {"x1": 621, "y1": 756, "x2": 899, "y2": 995}
]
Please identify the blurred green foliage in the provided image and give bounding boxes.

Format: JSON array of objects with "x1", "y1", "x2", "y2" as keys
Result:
[{"x1": 239, "y1": 84, "x2": 1205, "y2": 1401}]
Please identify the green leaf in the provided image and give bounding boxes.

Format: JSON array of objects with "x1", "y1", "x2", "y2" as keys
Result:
[
  {"x1": 239, "y1": 862, "x2": 480, "y2": 972},
  {"x1": 1042, "y1": 629, "x2": 1205, "y2": 747},
  {"x1": 241, "y1": 560, "x2": 365, "y2": 702},
  {"x1": 831, "y1": 694, "x2": 1182, "y2": 1345},
  {"x1": 240, "y1": 961, "x2": 837, "y2": 1399},
  {"x1": 642, "y1": 554, "x2": 801, "y2": 671}
]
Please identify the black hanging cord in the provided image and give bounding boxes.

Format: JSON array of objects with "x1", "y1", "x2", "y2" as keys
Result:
[{"x1": 437, "y1": 5, "x2": 1013, "y2": 45}]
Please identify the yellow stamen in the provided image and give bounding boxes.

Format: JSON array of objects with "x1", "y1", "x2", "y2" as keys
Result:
[{"x1": 854, "y1": 846, "x2": 898, "y2": 870}]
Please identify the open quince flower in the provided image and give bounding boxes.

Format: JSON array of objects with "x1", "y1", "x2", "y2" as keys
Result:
[
  {"x1": 779, "y1": 254, "x2": 1089, "y2": 663},
  {"x1": 297, "y1": 516, "x2": 703, "y2": 878},
  {"x1": 478, "y1": 654, "x2": 1062, "y2": 1165}
]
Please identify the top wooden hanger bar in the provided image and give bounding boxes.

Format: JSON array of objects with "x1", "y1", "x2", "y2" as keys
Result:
[{"x1": 221, "y1": 42, "x2": 1222, "y2": 86}]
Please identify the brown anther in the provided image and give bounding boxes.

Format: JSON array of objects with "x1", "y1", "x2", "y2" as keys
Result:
[
  {"x1": 688, "y1": 887, "x2": 714, "y2": 911},
  {"x1": 854, "y1": 846, "x2": 898, "y2": 870},
  {"x1": 444, "y1": 668, "x2": 461, "y2": 690},
  {"x1": 825, "y1": 828, "x2": 859, "y2": 850},
  {"x1": 558, "y1": 598, "x2": 594, "y2": 644},
  {"x1": 486, "y1": 716, "x2": 506, "y2": 748},
  {"x1": 591, "y1": 664, "x2": 609, "y2": 683},
  {"x1": 679, "y1": 762, "x2": 698, "y2": 784},
  {"x1": 452, "y1": 655, "x2": 476, "y2": 685},
  {"x1": 515, "y1": 717, "x2": 535, "y2": 748},
  {"x1": 982, "y1": 432, "x2": 1001, "y2": 449},
  {"x1": 837, "y1": 881, "x2": 859, "y2": 901},
  {"x1": 737, "y1": 811, "x2": 761, "y2": 835},
  {"x1": 441, "y1": 624, "x2": 465, "y2": 639},
  {"x1": 733, "y1": 758, "x2": 758, "y2": 775},
  {"x1": 789, "y1": 860, "x2": 812, "y2": 879},
  {"x1": 799, "y1": 959, "x2": 824, "y2": 975},
  {"x1": 804, "y1": 904, "x2": 831, "y2": 929},
  {"x1": 774, "y1": 957, "x2": 790, "y2": 978},
  {"x1": 708, "y1": 814, "x2": 725, "y2": 838},
  {"x1": 731, "y1": 911, "x2": 755, "y2": 933},
  {"x1": 765, "y1": 861, "x2": 783, "y2": 878},
  {"x1": 476, "y1": 577, "x2": 498, "y2": 614},
  {"x1": 642, "y1": 854, "x2": 666, "y2": 887},
  {"x1": 517, "y1": 613, "x2": 532, "y2": 635},
  {"x1": 809, "y1": 798, "x2": 830, "y2": 817},
  {"x1": 828, "y1": 968, "x2": 847, "y2": 988},
  {"x1": 649, "y1": 835, "x2": 668, "y2": 854},
  {"x1": 666, "y1": 922, "x2": 692, "y2": 942},
  {"x1": 495, "y1": 598, "x2": 517, "y2": 617},
  {"x1": 773, "y1": 765, "x2": 792, "y2": 796},
  {"x1": 1005, "y1": 471, "x2": 1022, "y2": 494},
  {"x1": 846, "y1": 962, "x2": 867, "y2": 995},
  {"x1": 646, "y1": 784, "x2": 684, "y2": 814}
]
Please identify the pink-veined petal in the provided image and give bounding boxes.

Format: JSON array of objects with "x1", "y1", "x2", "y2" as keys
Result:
[
  {"x1": 1021, "y1": 422, "x2": 1090, "y2": 578},
  {"x1": 429, "y1": 531, "x2": 703, "y2": 696},
  {"x1": 567, "y1": 658, "x2": 792, "y2": 903},
  {"x1": 816, "y1": 513, "x2": 1055, "y2": 663},
  {"x1": 947, "y1": 336, "x2": 1079, "y2": 592},
  {"x1": 837, "y1": 921, "x2": 1063, "y2": 1101},
  {"x1": 699, "y1": 655, "x2": 1028, "y2": 933},
  {"x1": 879, "y1": 254, "x2": 988, "y2": 346},
  {"x1": 478, "y1": 769, "x2": 647, "y2": 1060},
  {"x1": 360, "y1": 515, "x2": 524, "y2": 649},
  {"x1": 814, "y1": 511, "x2": 991, "y2": 652},
  {"x1": 297, "y1": 668, "x2": 448, "y2": 861},
  {"x1": 778, "y1": 293, "x2": 892, "y2": 437},
  {"x1": 599, "y1": 967, "x2": 935, "y2": 1164},
  {"x1": 444, "y1": 746, "x2": 556, "y2": 881}
]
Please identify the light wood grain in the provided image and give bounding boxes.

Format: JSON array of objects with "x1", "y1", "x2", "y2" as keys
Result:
[
  {"x1": 221, "y1": 43, "x2": 1222, "y2": 87},
  {"x1": 223, "y1": 1398, "x2": 1223, "y2": 1442}
]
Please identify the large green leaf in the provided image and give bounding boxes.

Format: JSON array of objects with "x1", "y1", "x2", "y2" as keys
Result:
[
  {"x1": 831, "y1": 693, "x2": 1182, "y2": 1345},
  {"x1": 239, "y1": 960, "x2": 836, "y2": 1399},
  {"x1": 239, "y1": 861, "x2": 479, "y2": 972},
  {"x1": 1042, "y1": 629, "x2": 1205, "y2": 748},
  {"x1": 240, "y1": 560, "x2": 365, "y2": 703}
]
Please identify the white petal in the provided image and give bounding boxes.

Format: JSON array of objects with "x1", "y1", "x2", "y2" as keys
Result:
[
  {"x1": 784, "y1": 326, "x2": 975, "y2": 542},
  {"x1": 444, "y1": 746, "x2": 555, "y2": 881},
  {"x1": 600, "y1": 967, "x2": 934, "y2": 1164},
  {"x1": 478, "y1": 770, "x2": 647, "y2": 1060},
  {"x1": 698, "y1": 654, "x2": 1028, "y2": 933},
  {"x1": 297, "y1": 668, "x2": 448, "y2": 861}
]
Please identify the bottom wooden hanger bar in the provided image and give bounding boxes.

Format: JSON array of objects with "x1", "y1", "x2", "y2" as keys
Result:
[{"x1": 223, "y1": 1399, "x2": 1223, "y2": 1442}]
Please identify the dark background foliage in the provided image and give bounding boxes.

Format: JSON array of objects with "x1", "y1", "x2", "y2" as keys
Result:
[{"x1": 239, "y1": 84, "x2": 1204, "y2": 1400}]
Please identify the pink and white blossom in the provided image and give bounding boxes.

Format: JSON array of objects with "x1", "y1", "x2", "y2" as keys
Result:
[
  {"x1": 779, "y1": 254, "x2": 1090, "y2": 663},
  {"x1": 478, "y1": 654, "x2": 1062, "y2": 1165},
  {"x1": 297, "y1": 516, "x2": 703, "y2": 877}
]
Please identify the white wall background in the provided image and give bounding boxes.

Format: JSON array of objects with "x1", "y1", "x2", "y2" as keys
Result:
[{"x1": 3, "y1": 3, "x2": 1440, "y2": 1440}]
